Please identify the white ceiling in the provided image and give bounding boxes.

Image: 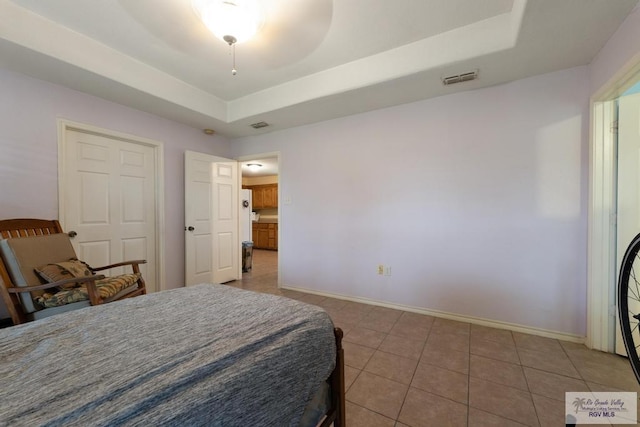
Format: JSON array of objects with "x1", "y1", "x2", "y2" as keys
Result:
[{"x1": 0, "y1": 0, "x2": 637, "y2": 137}]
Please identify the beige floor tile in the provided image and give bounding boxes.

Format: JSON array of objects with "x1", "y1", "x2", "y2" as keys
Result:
[
  {"x1": 470, "y1": 335, "x2": 520, "y2": 364},
  {"x1": 322, "y1": 306, "x2": 345, "y2": 319},
  {"x1": 468, "y1": 377, "x2": 539, "y2": 426},
  {"x1": 513, "y1": 332, "x2": 564, "y2": 354},
  {"x1": 331, "y1": 310, "x2": 368, "y2": 326},
  {"x1": 364, "y1": 350, "x2": 418, "y2": 385},
  {"x1": 398, "y1": 387, "x2": 468, "y2": 427},
  {"x1": 369, "y1": 306, "x2": 404, "y2": 319},
  {"x1": 388, "y1": 322, "x2": 430, "y2": 341},
  {"x1": 343, "y1": 341, "x2": 375, "y2": 369},
  {"x1": 559, "y1": 340, "x2": 588, "y2": 352},
  {"x1": 331, "y1": 319, "x2": 356, "y2": 336},
  {"x1": 279, "y1": 289, "x2": 305, "y2": 299},
  {"x1": 565, "y1": 346, "x2": 625, "y2": 364},
  {"x1": 345, "y1": 402, "x2": 395, "y2": 427},
  {"x1": 427, "y1": 331, "x2": 470, "y2": 353},
  {"x1": 297, "y1": 293, "x2": 327, "y2": 305},
  {"x1": 470, "y1": 354, "x2": 528, "y2": 391},
  {"x1": 566, "y1": 349, "x2": 640, "y2": 392},
  {"x1": 340, "y1": 301, "x2": 374, "y2": 315},
  {"x1": 359, "y1": 312, "x2": 401, "y2": 334},
  {"x1": 517, "y1": 347, "x2": 581, "y2": 379},
  {"x1": 431, "y1": 318, "x2": 471, "y2": 336},
  {"x1": 468, "y1": 407, "x2": 529, "y2": 426},
  {"x1": 378, "y1": 334, "x2": 425, "y2": 360},
  {"x1": 346, "y1": 371, "x2": 408, "y2": 420},
  {"x1": 316, "y1": 297, "x2": 348, "y2": 311},
  {"x1": 411, "y1": 363, "x2": 469, "y2": 404},
  {"x1": 238, "y1": 251, "x2": 639, "y2": 427},
  {"x1": 396, "y1": 311, "x2": 435, "y2": 329},
  {"x1": 345, "y1": 326, "x2": 387, "y2": 349},
  {"x1": 470, "y1": 324, "x2": 515, "y2": 345},
  {"x1": 421, "y1": 346, "x2": 470, "y2": 375},
  {"x1": 357, "y1": 318, "x2": 398, "y2": 334},
  {"x1": 531, "y1": 393, "x2": 567, "y2": 427},
  {"x1": 523, "y1": 367, "x2": 590, "y2": 402},
  {"x1": 344, "y1": 365, "x2": 361, "y2": 392}
]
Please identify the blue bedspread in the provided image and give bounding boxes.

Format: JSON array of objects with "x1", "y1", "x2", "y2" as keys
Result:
[{"x1": 0, "y1": 284, "x2": 336, "y2": 426}]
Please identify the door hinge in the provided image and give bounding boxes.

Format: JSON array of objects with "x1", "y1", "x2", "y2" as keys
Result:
[
  {"x1": 611, "y1": 213, "x2": 617, "y2": 226},
  {"x1": 611, "y1": 120, "x2": 618, "y2": 134},
  {"x1": 609, "y1": 304, "x2": 617, "y2": 319}
]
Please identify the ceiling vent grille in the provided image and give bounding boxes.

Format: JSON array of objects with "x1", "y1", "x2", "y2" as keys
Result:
[
  {"x1": 250, "y1": 121, "x2": 269, "y2": 129},
  {"x1": 442, "y1": 70, "x2": 478, "y2": 85}
]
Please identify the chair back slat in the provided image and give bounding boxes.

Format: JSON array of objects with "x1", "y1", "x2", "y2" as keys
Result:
[{"x1": 0, "y1": 219, "x2": 64, "y2": 239}]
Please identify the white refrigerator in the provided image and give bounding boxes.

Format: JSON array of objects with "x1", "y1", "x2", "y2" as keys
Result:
[{"x1": 240, "y1": 189, "x2": 252, "y2": 243}]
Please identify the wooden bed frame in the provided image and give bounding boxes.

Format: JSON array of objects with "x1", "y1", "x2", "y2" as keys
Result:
[
  {"x1": 324, "y1": 327, "x2": 346, "y2": 427},
  {"x1": 0, "y1": 218, "x2": 345, "y2": 426}
]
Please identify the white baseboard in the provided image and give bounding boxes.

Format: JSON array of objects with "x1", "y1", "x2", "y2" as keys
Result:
[{"x1": 280, "y1": 284, "x2": 585, "y2": 344}]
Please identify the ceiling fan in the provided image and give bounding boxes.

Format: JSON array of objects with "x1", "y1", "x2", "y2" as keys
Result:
[{"x1": 118, "y1": 0, "x2": 333, "y2": 71}]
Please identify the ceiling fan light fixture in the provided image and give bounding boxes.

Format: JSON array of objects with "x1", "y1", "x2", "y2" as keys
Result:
[
  {"x1": 192, "y1": 0, "x2": 263, "y2": 44},
  {"x1": 246, "y1": 163, "x2": 263, "y2": 171}
]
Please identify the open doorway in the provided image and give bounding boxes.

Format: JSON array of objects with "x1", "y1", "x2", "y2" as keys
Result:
[
  {"x1": 237, "y1": 154, "x2": 280, "y2": 288},
  {"x1": 590, "y1": 66, "x2": 640, "y2": 353},
  {"x1": 614, "y1": 81, "x2": 640, "y2": 355}
]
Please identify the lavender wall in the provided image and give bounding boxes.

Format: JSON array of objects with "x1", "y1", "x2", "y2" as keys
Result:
[
  {"x1": 0, "y1": 69, "x2": 231, "y2": 318},
  {"x1": 231, "y1": 67, "x2": 590, "y2": 336},
  {"x1": 590, "y1": 5, "x2": 640, "y2": 95}
]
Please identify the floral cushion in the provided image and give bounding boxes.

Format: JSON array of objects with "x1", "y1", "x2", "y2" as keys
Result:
[
  {"x1": 34, "y1": 273, "x2": 141, "y2": 308},
  {"x1": 34, "y1": 259, "x2": 93, "y2": 289}
]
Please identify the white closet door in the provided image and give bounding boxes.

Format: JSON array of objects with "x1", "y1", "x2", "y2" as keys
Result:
[{"x1": 62, "y1": 130, "x2": 156, "y2": 292}]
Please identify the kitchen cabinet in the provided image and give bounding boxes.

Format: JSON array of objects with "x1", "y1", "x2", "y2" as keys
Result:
[
  {"x1": 251, "y1": 223, "x2": 278, "y2": 250},
  {"x1": 244, "y1": 184, "x2": 278, "y2": 209}
]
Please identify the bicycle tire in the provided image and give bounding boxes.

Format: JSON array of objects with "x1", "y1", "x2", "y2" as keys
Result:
[{"x1": 618, "y1": 232, "x2": 640, "y2": 385}]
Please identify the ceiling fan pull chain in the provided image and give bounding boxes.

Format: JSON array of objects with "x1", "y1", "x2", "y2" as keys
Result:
[{"x1": 232, "y1": 43, "x2": 237, "y2": 76}]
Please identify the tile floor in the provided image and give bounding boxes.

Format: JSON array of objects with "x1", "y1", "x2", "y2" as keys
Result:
[{"x1": 231, "y1": 249, "x2": 640, "y2": 426}]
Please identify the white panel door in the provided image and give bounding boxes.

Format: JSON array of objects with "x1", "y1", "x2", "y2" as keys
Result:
[
  {"x1": 63, "y1": 130, "x2": 156, "y2": 292},
  {"x1": 212, "y1": 160, "x2": 239, "y2": 283},
  {"x1": 616, "y1": 92, "x2": 640, "y2": 355},
  {"x1": 185, "y1": 151, "x2": 240, "y2": 286},
  {"x1": 185, "y1": 151, "x2": 214, "y2": 286}
]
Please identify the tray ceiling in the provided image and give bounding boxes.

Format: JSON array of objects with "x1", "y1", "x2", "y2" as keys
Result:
[{"x1": 0, "y1": 0, "x2": 637, "y2": 137}]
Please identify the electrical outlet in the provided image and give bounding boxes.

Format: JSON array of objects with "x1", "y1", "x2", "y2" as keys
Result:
[
  {"x1": 377, "y1": 264, "x2": 384, "y2": 275},
  {"x1": 384, "y1": 266, "x2": 392, "y2": 276}
]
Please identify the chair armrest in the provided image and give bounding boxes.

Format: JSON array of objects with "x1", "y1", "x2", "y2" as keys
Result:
[
  {"x1": 92, "y1": 260, "x2": 147, "y2": 271},
  {"x1": 7, "y1": 275, "x2": 106, "y2": 293}
]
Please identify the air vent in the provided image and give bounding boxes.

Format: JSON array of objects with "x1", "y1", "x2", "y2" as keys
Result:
[
  {"x1": 250, "y1": 121, "x2": 269, "y2": 129},
  {"x1": 442, "y1": 70, "x2": 479, "y2": 85}
]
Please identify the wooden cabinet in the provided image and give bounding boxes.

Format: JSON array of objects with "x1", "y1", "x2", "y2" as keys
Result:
[
  {"x1": 251, "y1": 223, "x2": 278, "y2": 250},
  {"x1": 245, "y1": 184, "x2": 278, "y2": 209}
]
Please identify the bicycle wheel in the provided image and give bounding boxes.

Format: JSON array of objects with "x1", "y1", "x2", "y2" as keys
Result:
[{"x1": 618, "y1": 232, "x2": 640, "y2": 384}]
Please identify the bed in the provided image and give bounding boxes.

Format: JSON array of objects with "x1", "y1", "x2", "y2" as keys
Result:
[{"x1": 0, "y1": 284, "x2": 345, "y2": 426}]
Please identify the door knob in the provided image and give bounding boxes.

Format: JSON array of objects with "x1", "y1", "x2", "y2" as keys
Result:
[
  {"x1": 186, "y1": 226, "x2": 195, "y2": 231},
  {"x1": 68, "y1": 230, "x2": 78, "y2": 238}
]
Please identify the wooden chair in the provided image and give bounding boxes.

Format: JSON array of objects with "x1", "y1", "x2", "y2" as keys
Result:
[{"x1": 0, "y1": 218, "x2": 146, "y2": 325}]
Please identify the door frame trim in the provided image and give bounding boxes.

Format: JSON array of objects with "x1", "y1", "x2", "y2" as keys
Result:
[
  {"x1": 57, "y1": 119, "x2": 166, "y2": 292},
  {"x1": 588, "y1": 56, "x2": 640, "y2": 351},
  {"x1": 236, "y1": 151, "x2": 281, "y2": 286}
]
